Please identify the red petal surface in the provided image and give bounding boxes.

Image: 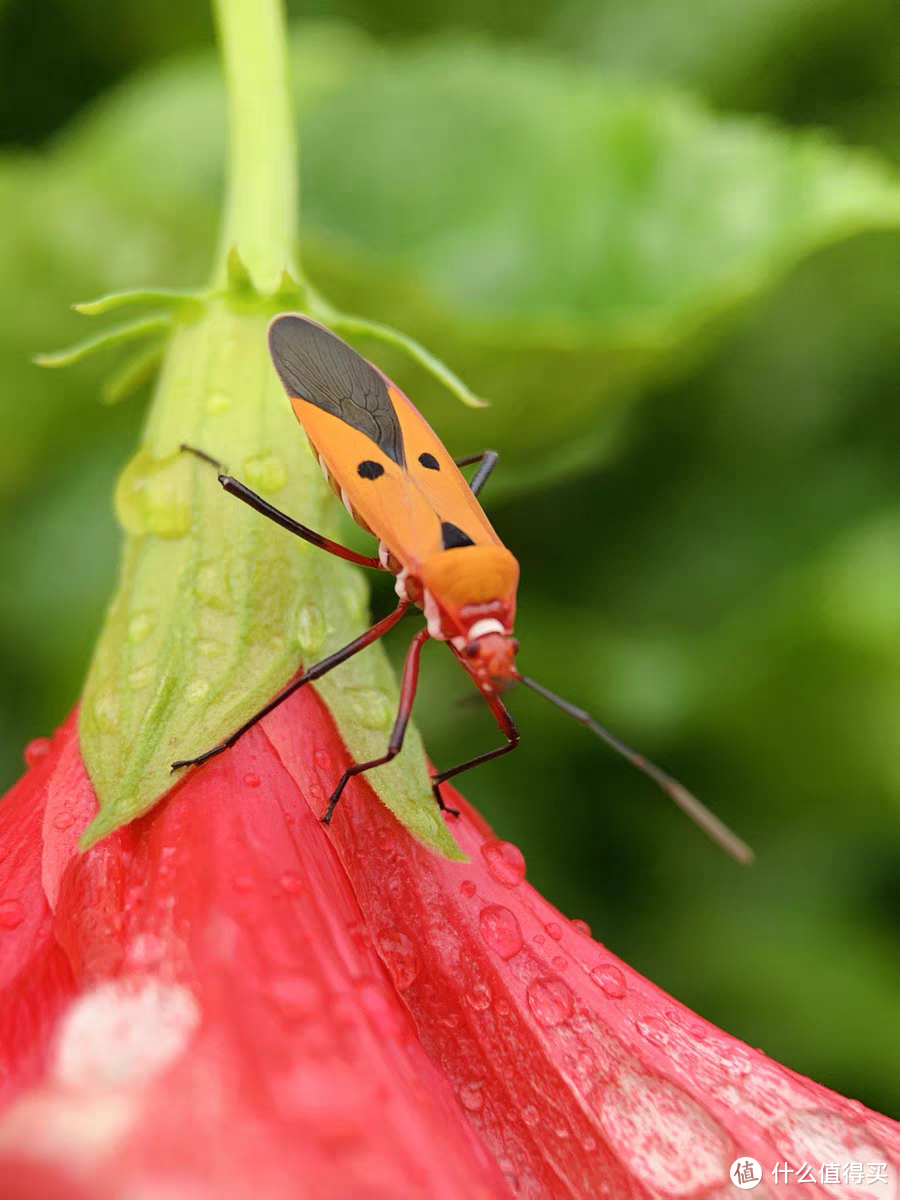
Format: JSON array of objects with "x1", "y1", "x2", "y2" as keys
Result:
[
  {"x1": 0, "y1": 708, "x2": 512, "y2": 1200},
  {"x1": 264, "y1": 688, "x2": 900, "y2": 1200}
]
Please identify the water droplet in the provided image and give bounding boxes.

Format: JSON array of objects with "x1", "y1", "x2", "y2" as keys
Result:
[
  {"x1": 551, "y1": 955, "x2": 568, "y2": 971},
  {"x1": 295, "y1": 603, "x2": 326, "y2": 656},
  {"x1": 346, "y1": 687, "x2": 393, "y2": 730},
  {"x1": 522, "y1": 1104, "x2": 540, "y2": 1127},
  {"x1": 53, "y1": 811, "x2": 75, "y2": 832},
  {"x1": 479, "y1": 904, "x2": 524, "y2": 959},
  {"x1": 376, "y1": 928, "x2": 420, "y2": 990},
  {"x1": 115, "y1": 448, "x2": 192, "y2": 540},
  {"x1": 596, "y1": 1069, "x2": 729, "y2": 1195},
  {"x1": 460, "y1": 879, "x2": 477, "y2": 898},
  {"x1": 0, "y1": 899, "x2": 25, "y2": 929},
  {"x1": 637, "y1": 1015, "x2": 670, "y2": 1047},
  {"x1": 206, "y1": 389, "x2": 231, "y2": 414},
  {"x1": 458, "y1": 1082, "x2": 485, "y2": 1112},
  {"x1": 466, "y1": 981, "x2": 492, "y2": 1011},
  {"x1": 571, "y1": 918, "x2": 591, "y2": 936},
  {"x1": 243, "y1": 772, "x2": 261, "y2": 789},
  {"x1": 314, "y1": 749, "x2": 332, "y2": 772},
  {"x1": 24, "y1": 737, "x2": 51, "y2": 767},
  {"x1": 92, "y1": 687, "x2": 120, "y2": 733},
  {"x1": 127, "y1": 612, "x2": 155, "y2": 644},
  {"x1": 244, "y1": 453, "x2": 288, "y2": 494},
  {"x1": 533, "y1": 933, "x2": 545, "y2": 946},
  {"x1": 185, "y1": 679, "x2": 209, "y2": 703},
  {"x1": 268, "y1": 975, "x2": 322, "y2": 1021},
  {"x1": 545, "y1": 921, "x2": 562, "y2": 940},
  {"x1": 591, "y1": 964, "x2": 626, "y2": 999},
  {"x1": 278, "y1": 872, "x2": 304, "y2": 895},
  {"x1": 526, "y1": 977, "x2": 573, "y2": 1027},
  {"x1": 481, "y1": 839, "x2": 526, "y2": 887}
]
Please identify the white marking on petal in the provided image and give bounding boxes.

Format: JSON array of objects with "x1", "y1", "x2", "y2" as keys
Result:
[
  {"x1": 467, "y1": 618, "x2": 505, "y2": 640},
  {"x1": 54, "y1": 979, "x2": 200, "y2": 1091}
]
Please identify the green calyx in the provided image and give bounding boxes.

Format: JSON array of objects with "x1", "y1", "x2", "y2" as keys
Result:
[{"x1": 75, "y1": 268, "x2": 465, "y2": 859}]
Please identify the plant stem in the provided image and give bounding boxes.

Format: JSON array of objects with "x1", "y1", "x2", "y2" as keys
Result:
[{"x1": 211, "y1": 0, "x2": 298, "y2": 291}]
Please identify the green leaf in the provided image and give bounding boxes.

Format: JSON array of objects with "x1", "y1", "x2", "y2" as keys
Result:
[
  {"x1": 33, "y1": 314, "x2": 174, "y2": 368},
  {"x1": 80, "y1": 300, "x2": 463, "y2": 860}
]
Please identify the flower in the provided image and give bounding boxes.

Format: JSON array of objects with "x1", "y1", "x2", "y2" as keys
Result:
[{"x1": 0, "y1": 691, "x2": 897, "y2": 1199}]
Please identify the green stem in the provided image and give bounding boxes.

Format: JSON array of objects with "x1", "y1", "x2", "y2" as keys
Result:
[{"x1": 211, "y1": 0, "x2": 298, "y2": 291}]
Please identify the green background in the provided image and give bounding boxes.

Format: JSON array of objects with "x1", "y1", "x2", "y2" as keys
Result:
[{"x1": 0, "y1": 0, "x2": 897, "y2": 1119}]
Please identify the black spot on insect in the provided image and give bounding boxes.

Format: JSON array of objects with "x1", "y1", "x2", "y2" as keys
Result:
[
  {"x1": 441, "y1": 521, "x2": 475, "y2": 550},
  {"x1": 419, "y1": 452, "x2": 440, "y2": 470},
  {"x1": 357, "y1": 460, "x2": 385, "y2": 480}
]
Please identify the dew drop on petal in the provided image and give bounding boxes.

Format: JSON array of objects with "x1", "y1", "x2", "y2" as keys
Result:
[
  {"x1": 551, "y1": 955, "x2": 568, "y2": 971},
  {"x1": 314, "y1": 749, "x2": 332, "y2": 772},
  {"x1": 460, "y1": 879, "x2": 477, "y2": 898},
  {"x1": 636, "y1": 1015, "x2": 671, "y2": 1047},
  {"x1": 458, "y1": 1082, "x2": 485, "y2": 1113},
  {"x1": 596, "y1": 1070, "x2": 729, "y2": 1195},
  {"x1": 591, "y1": 964, "x2": 627, "y2": 999},
  {"x1": 376, "y1": 927, "x2": 420, "y2": 990},
  {"x1": 571, "y1": 917, "x2": 591, "y2": 936},
  {"x1": 243, "y1": 772, "x2": 261, "y2": 789},
  {"x1": 53, "y1": 810, "x2": 75, "y2": 832},
  {"x1": 526, "y1": 977, "x2": 574, "y2": 1027},
  {"x1": 466, "y1": 981, "x2": 492, "y2": 1011},
  {"x1": 481, "y1": 839, "x2": 526, "y2": 887},
  {"x1": 479, "y1": 904, "x2": 524, "y2": 959},
  {"x1": 545, "y1": 921, "x2": 562, "y2": 940},
  {"x1": 0, "y1": 899, "x2": 25, "y2": 929},
  {"x1": 24, "y1": 737, "x2": 51, "y2": 767},
  {"x1": 522, "y1": 1104, "x2": 540, "y2": 1128}
]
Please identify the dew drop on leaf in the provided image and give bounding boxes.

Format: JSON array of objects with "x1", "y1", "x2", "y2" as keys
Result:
[{"x1": 244, "y1": 453, "x2": 288, "y2": 494}]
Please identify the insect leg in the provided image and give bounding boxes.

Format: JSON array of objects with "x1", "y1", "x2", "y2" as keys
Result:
[
  {"x1": 171, "y1": 599, "x2": 411, "y2": 771},
  {"x1": 180, "y1": 444, "x2": 383, "y2": 570},
  {"x1": 431, "y1": 695, "x2": 520, "y2": 813},
  {"x1": 454, "y1": 450, "x2": 499, "y2": 497},
  {"x1": 322, "y1": 627, "x2": 431, "y2": 824}
]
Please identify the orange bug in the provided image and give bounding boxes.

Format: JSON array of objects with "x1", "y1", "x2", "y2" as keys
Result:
[{"x1": 174, "y1": 315, "x2": 752, "y2": 862}]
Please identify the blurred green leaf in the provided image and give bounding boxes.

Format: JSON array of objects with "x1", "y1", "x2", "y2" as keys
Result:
[{"x1": 47, "y1": 27, "x2": 899, "y2": 492}]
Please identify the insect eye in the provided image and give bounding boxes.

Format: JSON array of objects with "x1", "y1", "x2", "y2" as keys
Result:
[{"x1": 464, "y1": 642, "x2": 480, "y2": 658}]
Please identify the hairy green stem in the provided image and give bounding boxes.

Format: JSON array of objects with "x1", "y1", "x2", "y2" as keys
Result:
[{"x1": 212, "y1": 0, "x2": 298, "y2": 289}]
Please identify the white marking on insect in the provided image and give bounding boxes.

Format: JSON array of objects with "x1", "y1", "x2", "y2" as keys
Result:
[
  {"x1": 467, "y1": 618, "x2": 505, "y2": 641},
  {"x1": 395, "y1": 568, "x2": 409, "y2": 601},
  {"x1": 340, "y1": 488, "x2": 355, "y2": 518},
  {"x1": 378, "y1": 541, "x2": 391, "y2": 569},
  {"x1": 423, "y1": 589, "x2": 446, "y2": 640}
]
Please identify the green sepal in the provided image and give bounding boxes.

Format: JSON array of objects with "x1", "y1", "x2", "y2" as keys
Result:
[
  {"x1": 79, "y1": 299, "x2": 464, "y2": 861},
  {"x1": 225, "y1": 246, "x2": 257, "y2": 297},
  {"x1": 327, "y1": 311, "x2": 490, "y2": 409},
  {"x1": 73, "y1": 288, "x2": 204, "y2": 317},
  {"x1": 33, "y1": 314, "x2": 174, "y2": 368}
]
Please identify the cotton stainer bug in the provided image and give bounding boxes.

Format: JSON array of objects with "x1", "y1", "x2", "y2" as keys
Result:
[{"x1": 173, "y1": 314, "x2": 753, "y2": 863}]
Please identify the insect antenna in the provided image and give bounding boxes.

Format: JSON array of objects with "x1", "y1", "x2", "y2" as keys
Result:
[{"x1": 516, "y1": 674, "x2": 754, "y2": 865}]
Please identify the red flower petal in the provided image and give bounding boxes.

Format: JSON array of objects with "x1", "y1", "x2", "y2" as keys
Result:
[
  {"x1": 264, "y1": 688, "x2": 900, "y2": 1199},
  {"x1": 0, "y1": 709, "x2": 512, "y2": 1199}
]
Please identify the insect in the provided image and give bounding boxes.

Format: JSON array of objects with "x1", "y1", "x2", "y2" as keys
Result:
[{"x1": 173, "y1": 314, "x2": 752, "y2": 863}]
